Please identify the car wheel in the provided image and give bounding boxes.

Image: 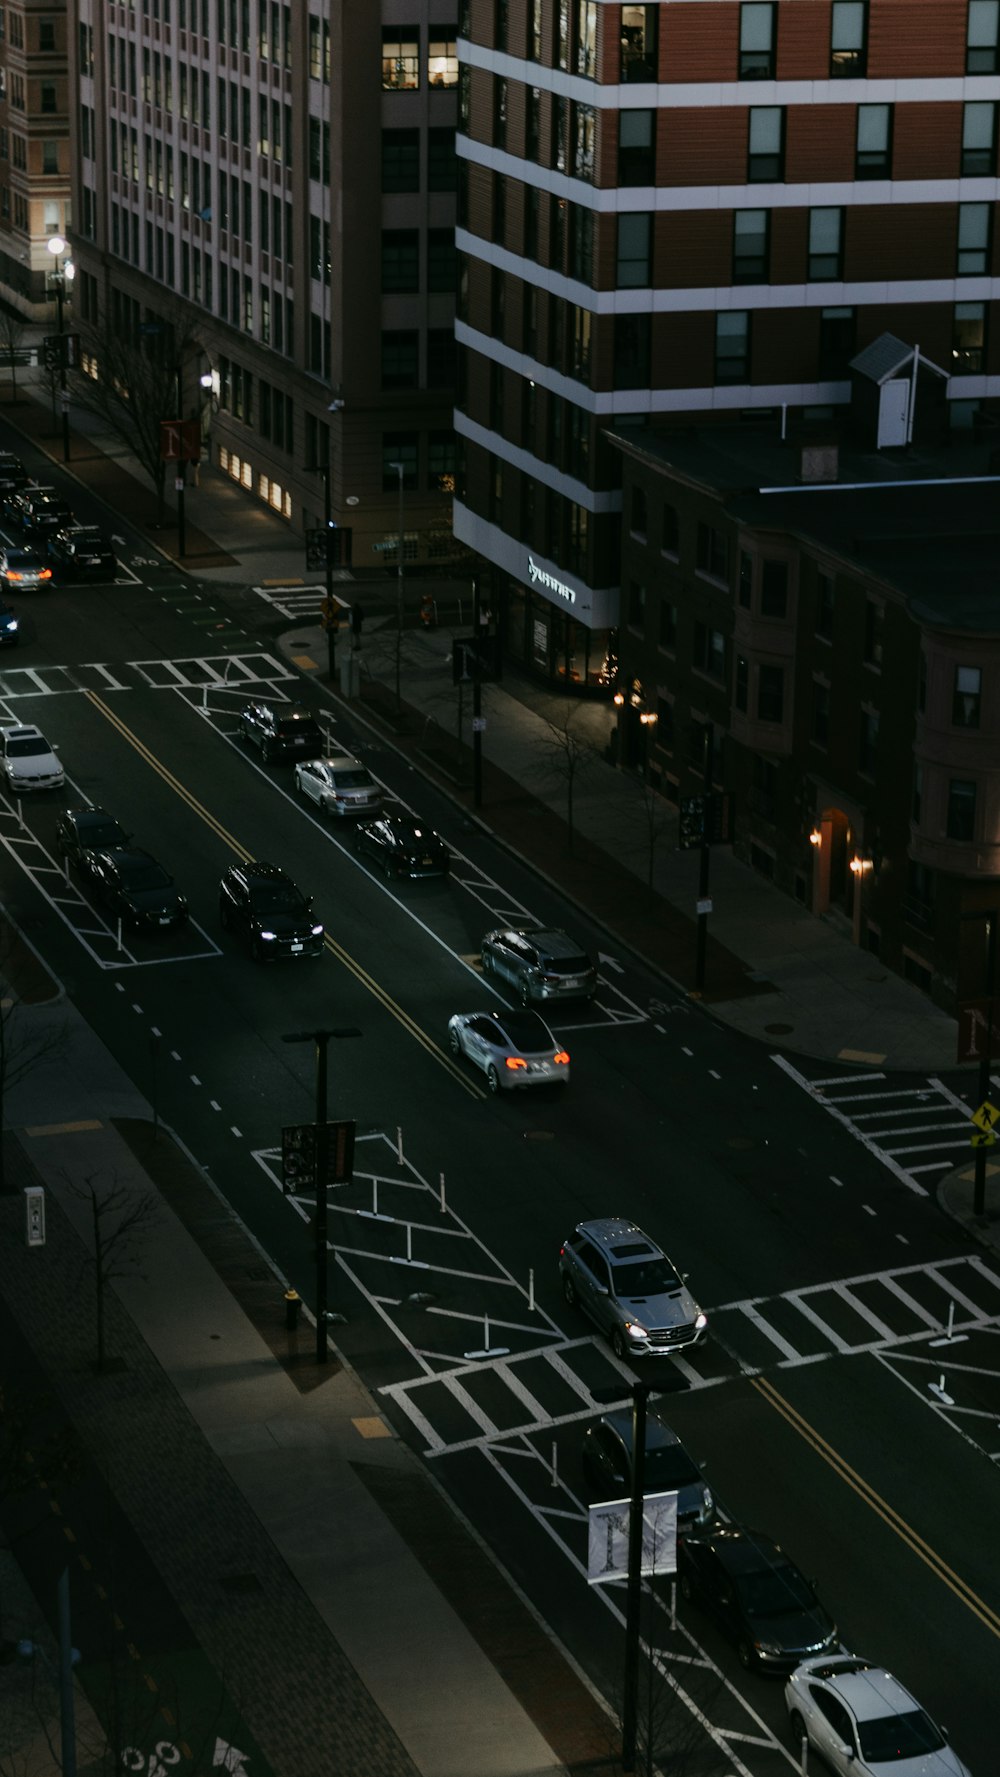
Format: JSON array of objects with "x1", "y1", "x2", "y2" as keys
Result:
[
  {"x1": 562, "y1": 1273, "x2": 578, "y2": 1309},
  {"x1": 449, "y1": 1027, "x2": 461, "y2": 1057},
  {"x1": 736, "y1": 1640, "x2": 757, "y2": 1672},
  {"x1": 219, "y1": 899, "x2": 231, "y2": 930},
  {"x1": 486, "y1": 1064, "x2": 501, "y2": 1094},
  {"x1": 788, "y1": 1711, "x2": 808, "y2": 1753},
  {"x1": 611, "y1": 1328, "x2": 627, "y2": 1361},
  {"x1": 678, "y1": 1570, "x2": 695, "y2": 1605}
]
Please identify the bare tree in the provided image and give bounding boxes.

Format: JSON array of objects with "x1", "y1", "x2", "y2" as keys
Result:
[
  {"x1": 0, "y1": 940, "x2": 68, "y2": 1191},
  {"x1": 539, "y1": 704, "x2": 603, "y2": 855},
  {"x1": 69, "y1": 303, "x2": 204, "y2": 523},
  {"x1": 64, "y1": 1172, "x2": 160, "y2": 1373},
  {"x1": 631, "y1": 772, "x2": 676, "y2": 892},
  {"x1": 0, "y1": 309, "x2": 27, "y2": 405}
]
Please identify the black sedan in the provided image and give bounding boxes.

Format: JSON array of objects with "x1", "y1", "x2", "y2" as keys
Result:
[
  {"x1": 218, "y1": 860, "x2": 324, "y2": 961},
  {"x1": 354, "y1": 814, "x2": 450, "y2": 878},
  {"x1": 56, "y1": 807, "x2": 131, "y2": 879},
  {"x1": 89, "y1": 848, "x2": 189, "y2": 932},
  {"x1": 678, "y1": 1526, "x2": 838, "y2": 1673},
  {"x1": 48, "y1": 524, "x2": 117, "y2": 579}
]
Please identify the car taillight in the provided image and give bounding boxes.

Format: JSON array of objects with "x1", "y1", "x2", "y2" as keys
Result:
[
  {"x1": 505, "y1": 1056, "x2": 527, "y2": 1071},
  {"x1": 40, "y1": 568, "x2": 51, "y2": 580},
  {"x1": 7, "y1": 572, "x2": 22, "y2": 581},
  {"x1": 553, "y1": 1050, "x2": 569, "y2": 1065}
]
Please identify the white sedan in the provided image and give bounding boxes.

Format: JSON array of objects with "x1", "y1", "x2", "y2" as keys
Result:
[
  {"x1": 294, "y1": 754, "x2": 381, "y2": 817},
  {"x1": 447, "y1": 1009, "x2": 570, "y2": 1093},
  {"x1": 785, "y1": 1655, "x2": 971, "y2": 1776},
  {"x1": 1, "y1": 723, "x2": 64, "y2": 792}
]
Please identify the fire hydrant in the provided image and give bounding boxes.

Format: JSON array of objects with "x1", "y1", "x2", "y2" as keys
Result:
[{"x1": 284, "y1": 1287, "x2": 301, "y2": 1331}]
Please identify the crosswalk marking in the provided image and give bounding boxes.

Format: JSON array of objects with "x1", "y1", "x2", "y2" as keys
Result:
[
  {"x1": 734, "y1": 1300, "x2": 799, "y2": 1360},
  {"x1": 0, "y1": 652, "x2": 294, "y2": 705}
]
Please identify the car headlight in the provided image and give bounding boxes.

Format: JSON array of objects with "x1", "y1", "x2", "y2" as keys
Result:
[
  {"x1": 311, "y1": 923, "x2": 323, "y2": 936},
  {"x1": 625, "y1": 1320, "x2": 647, "y2": 1341},
  {"x1": 177, "y1": 896, "x2": 188, "y2": 911},
  {"x1": 6, "y1": 619, "x2": 17, "y2": 631},
  {"x1": 757, "y1": 1639, "x2": 782, "y2": 1657},
  {"x1": 695, "y1": 1312, "x2": 708, "y2": 1330},
  {"x1": 259, "y1": 929, "x2": 277, "y2": 941},
  {"x1": 699, "y1": 1488, "x2": 714, "y2": 1520}
]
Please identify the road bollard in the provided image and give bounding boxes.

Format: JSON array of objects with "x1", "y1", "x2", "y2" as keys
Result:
[{"x1": 284, "y1": 1287, "x2": 301, "y2": 1331}]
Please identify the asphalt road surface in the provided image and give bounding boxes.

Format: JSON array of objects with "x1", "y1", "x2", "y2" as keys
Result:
[{"x1": 1, "y1": 438, "x2": 997, "y2": 1776}]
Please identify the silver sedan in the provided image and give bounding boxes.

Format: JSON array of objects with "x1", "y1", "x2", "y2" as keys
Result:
[{"x1": 447, "y1": 1009, "x2": 570, "y2": 1093}]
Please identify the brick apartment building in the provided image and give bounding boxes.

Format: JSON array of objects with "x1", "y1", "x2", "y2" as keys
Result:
[
  {"x1": 65, "y1": 2, "x2": 459, "y2": 562},
  {"x1": 453, "y1": 0, "x2": 1000, "y2": 688}
]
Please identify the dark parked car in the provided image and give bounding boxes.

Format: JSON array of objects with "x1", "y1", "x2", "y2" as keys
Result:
[
  {"x1": 0, "y1": 545, "x2": 52, "y2": 591},
  {"x1": 218, "y1": 860, "x2": 324, "y2": 961},
  {"x1": 0, "y1": 597, "x2": 18, "y2": 645},
  {"x1": 57, "y1": 807, "x2": 131, "y2": 879},
  {"x1": 238, "y1": 700, "x2": 323, "y2": 763},
  {"x1": 582, "y1": 1408, "x2": 715, "y2": 1529},
  {"x1": 0, "y1": 453, "x2": 27, "y2": 487},
  {"x1": 355, "y1": 813, "x2": 450, "y2": 878},
  {"x1": 16, "y1": 488, "x2": 75, "y2": 541},
  {"x1": 48, "y1": 524, "x2": 117, "y2": 579},
  {"x1": 0, "y1": 481, "x2": 26, "y2": 525},
  {"x1": 678, "y1": 1526, "x2": 838, "y2": 1673},
  {"x1": 481, "y1": 926, "x2": 598, "y2": 1005},
  {"x1": 89, "y1": 848, "x2": 189, "y2": 932}
]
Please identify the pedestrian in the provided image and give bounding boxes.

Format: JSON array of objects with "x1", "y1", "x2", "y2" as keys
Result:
[{"x1": 351, "y1": 602, "x2": 364, "y2": 649}]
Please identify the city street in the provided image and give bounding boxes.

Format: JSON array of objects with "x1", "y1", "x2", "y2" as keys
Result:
[{"x1": 1, "y1": 435, "x2": 997, "y2": 1776}]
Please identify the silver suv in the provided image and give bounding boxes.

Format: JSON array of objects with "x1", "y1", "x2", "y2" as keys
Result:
[
  {"x1": 481, "y1": 926, "x2": 597, "y2": 1005},
  {"x1": 559, "y1": 1218, "x2": 708, "y2": 1360}
]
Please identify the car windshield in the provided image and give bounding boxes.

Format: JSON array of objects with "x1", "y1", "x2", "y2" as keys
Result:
[
  {"x1": 735, "y1": 1562, "x2": 816, "y2": 1617},
  {"x1": 613, "y1": 1256, "x2": 682, "y2": 1296},
  {"x1": 121, "y1": 860, "x2": 171, "y2": 891},
  {"x1": 494, "y1": 1012, "x2": 551, "y2": 1050},
  {"x1": 277, "y1": 717, "x2": 318, "y2": 735},
  {"x1": 856, "y1": 1708, "x2": 944, "y2": 1762},
  {"x1": 7, "y1": 736, "x2": 49, "y2": 757},
  {"x1": 645, "y1": 1445, "x2": 700, "y2": 1490},
  {"x1": 6, "y1": 552, "x2": 42, "y2": 567},
  {"x1": 251, "y1": 886, "x2": 306, "y2": 914},
  {"x1": 541, "y1": 953, "x2": 590, "y2": 974},
  {"x1": 81, "y1": 822, "x2": 125, "y2": 849},
  {"x1": 332, "y1": 769, "x2": 372, "y2": 789}
]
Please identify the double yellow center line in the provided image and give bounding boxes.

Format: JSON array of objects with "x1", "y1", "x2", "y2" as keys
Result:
[
  {"x1": 754, "y1": 1375, "x2": 1000, "y2": 1638},
  {"x1": 87, "y1": 692, "x2": 484, "y2": 1096}
]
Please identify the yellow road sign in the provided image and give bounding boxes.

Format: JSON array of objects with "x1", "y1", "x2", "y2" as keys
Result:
[
  {"x1": 970, "y1": 1129, "x2": 997, "y2": 1149},
  {"x1": 971, "y1": 1100, "x2": 1000, "y2": 1133}
]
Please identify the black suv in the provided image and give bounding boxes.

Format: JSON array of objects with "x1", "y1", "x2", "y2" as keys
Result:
[
  {"x1": 16, "y1": 488, "x2": 75, "y2": 541},
  {"x1": 218, "y1": 861, "x2": 324, "y2": 961},
  {"x1": 238, "y1": 700, "x2": 323, "y2": 763},
  {"x1": 57, "y1": 806, "x2": 131, "y2": 879},
  {"x1": 48, "y1": 524, "x2": 117, "y2": 579}
]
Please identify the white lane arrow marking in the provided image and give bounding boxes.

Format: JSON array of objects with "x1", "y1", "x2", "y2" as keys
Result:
[{"x1": 213, "y1": 1741, "x2": 249, "y2": 1777}]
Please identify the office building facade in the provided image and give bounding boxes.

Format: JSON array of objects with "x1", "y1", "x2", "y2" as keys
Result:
[
  {"x1": 453, "y1": 0, "x2": 1000, "y2": 687},
  {"x1": 66, "y1": 2, "x2": 459, "y2": 563},
  {"x1": 0, "y1": 1, "x2": 72, "y2": 315}
]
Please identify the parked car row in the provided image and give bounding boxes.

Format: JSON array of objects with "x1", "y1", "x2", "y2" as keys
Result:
[
  {"x1": 0, "y1": 452, "x2": 117, "y2": 599},
  {"x1": 57, "y1": 806, "x2": 188, "y2": 931}
]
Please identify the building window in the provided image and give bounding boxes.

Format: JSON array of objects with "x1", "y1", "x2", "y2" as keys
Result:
[
  {"x1": 659, "y1": 600, "x2": 677, "y2": 649},
  {"x1": 381, "y1": 330, "x2": 419, "y2": 389},
  {"x1": 428, "y1": 430, "x2": 456, "y2": 491},
  {"x1": 621, "y1": 4, "x2": 658, "y2": 80},
  {"x1": 576, "y1": 0, "x2": 597, "y2": 76},
  {"x1": 428, "y1": 29, "x2": 458, "y2": 85},
  {"x1": 694, "y1": 623, "x2": 726, "y2": 680},
  {"x1": 428, "y1": 328, "x2": 455, "y2": 385},
  {"x1": 661, "y1": 503, "x2": 679, "y2": 556},
  {"x1": 630, "y1": 484, "x2": 647, "y2": 538},
  {"x1": 739, "y1": 3, "x2": 776, "y2": 77},
  {"x1": 382, "y1": 434, "x2": 418, "y2": 491},
  {"x1": 830, "y1": 1, "x2": 867, "y2": 74},
  {"x1": 819, "y1": 306, "x2": 856, "y2": 377},
  {"x1": 382, "y1": 28, "x2": 419, "y2": 89},
  {"x1": 735, "y1": 654, "x2": 749, "y2": 712},
  {"x1": 381, "y1": 229, "x2": 419, "y2": 291},
  {"x1": 748, "y1": 107, "x2": 784, "y2": 181},
  {"x1": 761, "y1": 559, "x2": 788, "y2": 617},
  {"x1": 571, "y1": 103, "x2": 596, "y2": 180},
  {"x1": 493, "y1": 76, "x2": 507, "y2": 148},
  {"x1": 39, "y1": 17, "x2": 56, "y2": 52},
  {"x1": 758, "y1": 664, "x2": 784, "y2": 723},
  {"x1": 808, "y1": 207, "x2": 843, "y2": 279},
  {"x1": 967, "y1": 0, "x2": 999, "y2": 72},
  {"x1": 716, "y1": 311, "x2": 750, "y2": 383},
  {"x1": 859, "y1": 707, "x2": 879, "y2": 775},
  {"x1": 812, "y1": 679, "x2": 830, "y2": 746},
  {"x1": 526, "y1": 86, "x2": 541, "y2": 160},
  {"x1": 738, "y1": 551, "x2": 753, "y2": 607},
  {"x1": 428, "y1": 127, "x2": 455, "y2": 190},
  {"x1": 382, "y1": 128, "x2": 419, "y2": 192},
  {"x1": 733, "y1": 208, "x2": 769, "y2": 282},
  {"x1": 953, "y1": 665, "x2": 982, "y2": 727},
  {"x1": 947, "y1": 778, "x2": 977, "y2": 840},
  {"x1": 697, "y1": 523, "x2": 728, "y2": 582},
  {"x1": 617, "y1": 213, "x2": 651, "y2": 287},
  {"x1": 428, "y1": 228, "x2": 457, "y2": 292},
  {"x1": 619, "y1": 109, "x2": 654, "y2": 185},
  {"x1": 856, "y1": 103, "x2": 892, "y2": 178},
  {"x1": 627, "y1": 579, "x2": 646, "y2": 629},
  {"x1": 42, "y1": 139, "x2": 58, "y2": 174},
  {"x1": 528, "y1": 0, "x2": 543, "y2": 60},
  {"x1": 40, "y1": 82, "x2": 57, "y2": 113},
  {"x1": 962, "y1": 101, "x2": 997, "y2": 174},
  {"x1": 614, "y1": 313, "x2": 651, "y2": 388},
  {"x1": 864, "y1": 599, "x2": 884, "y2": 666},
  {"x1": 953, "y1": 301, "x2": 986, "y2": 371},
  {"x1": 957, "y1": 202, "x2": 991, "y2": 274}
]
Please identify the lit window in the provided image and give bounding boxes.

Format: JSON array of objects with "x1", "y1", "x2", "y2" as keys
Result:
[{"x1": 382, "y1": 28, "x2": 419, "y2": 90}]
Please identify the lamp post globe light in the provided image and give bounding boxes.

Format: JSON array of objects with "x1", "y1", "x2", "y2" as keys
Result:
[{"x1": 45, "y1": 235, "x2": 74, "y2": 463}]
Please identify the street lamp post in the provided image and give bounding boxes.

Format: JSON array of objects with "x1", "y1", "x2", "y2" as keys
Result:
[
  {"x1": 45, "y1": 236, "x2": 74, "y2": 464},
  {"x1": 962, "y1": 908, "x2": 998, "y2": 1216},
  {"x1": 282, "y1": 1026, "x2": 361, "y2": 1363},
  {"x1": 18, "y1": 1569, "x2": 79, "y2": 1777},
  {"x1": 389, "y1": 459, "x2": 405, "y2": 709}
]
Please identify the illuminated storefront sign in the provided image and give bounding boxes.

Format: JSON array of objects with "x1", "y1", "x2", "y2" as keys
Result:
[{"x1": 527, "y1": 555, "x2": 577, "y2": 605}]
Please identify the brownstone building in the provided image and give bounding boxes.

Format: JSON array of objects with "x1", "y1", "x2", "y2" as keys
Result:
[{"x1": 0, "y1": 1, "x2": 72, "y2": 315}]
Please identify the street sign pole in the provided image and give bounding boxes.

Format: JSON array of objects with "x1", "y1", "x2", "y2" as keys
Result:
[
  {"x1": 621, "y1": 1383, "x2": 649, "y2": 1773},
  {"x1": 472, "y1": 575, "x2": 483, "y2": 810},
  {"x1": 694, "y1": 725, "x2": 715, "y2": 995},
  {"x1": 975, "y1": 912, "x2": 996, "y2": 1217}
]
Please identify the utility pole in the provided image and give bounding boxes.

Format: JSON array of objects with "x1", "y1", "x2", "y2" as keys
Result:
[
  {"x1": 174, "y1": 365, "x2": 187, "y2": 560},
  {"x1": 472, "y1": 575, "x2": 483, "y2": 809},
  {"x1": 45, "y1": 235, "x2": 73, "y2": 463},
  {"x1": 621, "y1": 1383, "x2": 649, "y2": 1773},
  {"x1": 390, "y1": 460, "x2": 405, "y2": 709},
  {"x1": 694, "y1": 723, "x2": 715, "y2": 995},
  {"x1": 282, "y1": 1026, "x2": 361, "y2": 1363}
]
